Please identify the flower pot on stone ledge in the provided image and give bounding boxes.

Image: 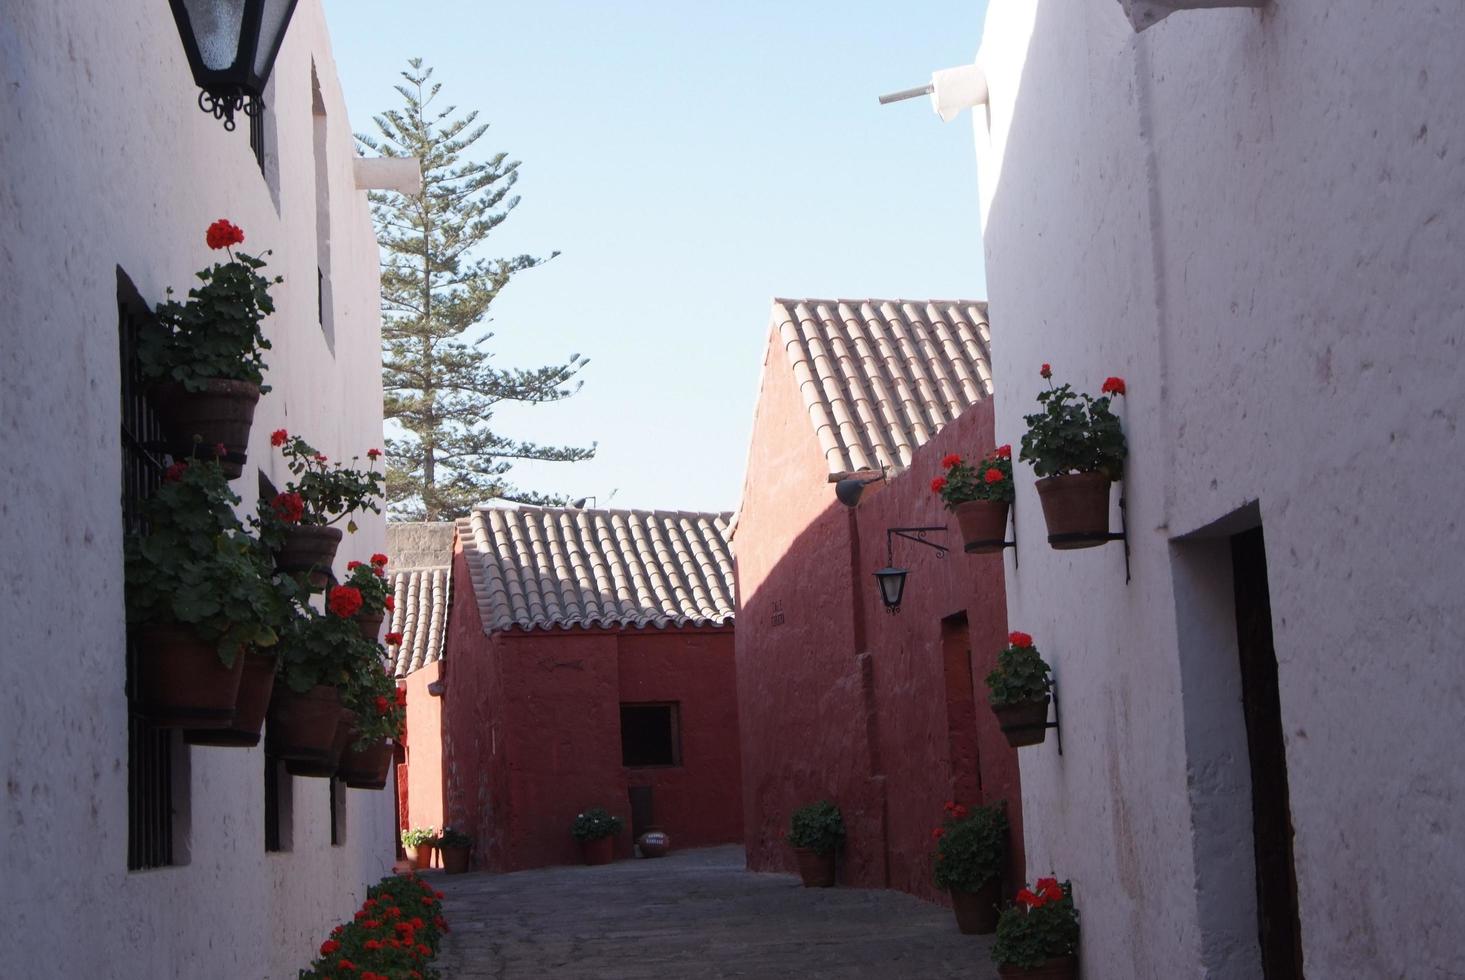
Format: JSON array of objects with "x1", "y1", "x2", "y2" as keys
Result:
[
  {"x1": 133, "y1": 625, "x2": 244, "y2": 728},
  {"x1": 793, "y1": 847, "x2": 836, "y2": 887},
  {"x1": 267, "y1": 683, "x2": 342, "y2": 765},
  {"x1": 273, "y1": 524, "x2": 343, "y2": 589},
  {"x1": 955, "y1": 500, "x2": 1011, "y2": 554},
  {"x1": 1035, "y1": 472, "x2": 1112, "y2": 549},
  {"x1": 150, "y1": 379, "x2": 261, "y2": 480},
  {"x1": 185, "y1": 649, "x2": 277, "y2": 747}
]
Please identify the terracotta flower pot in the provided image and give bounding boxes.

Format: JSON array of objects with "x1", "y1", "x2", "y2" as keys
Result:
[
  {"x1": 357, "y1": 612, "x2": 384, "y2": 642},
  {"x1": 339, "y1": 736, "x2": 395, "y2": 790},
  {"x1": 150, "y1": 379, "x2": 260, "y2": 480},
  {"x1": 441, "y1": 845, "x2": 471, "y2": 874},
  {"x1": 993, "y1": 697, "x2": 1051, "y2": 748},
  {"x1": 185, "y1": 650, "x2": 277, "y2": 747},
  {"x1": 637, "y1": 828, "x2": 671, "y2": 858},
  {"x1": 793, "y1": 847, "x2": 836, "y2": 887},
  {"x1": 955, "y1": 500, "x2": 1012, "y2": 554},
  {"x1": 407, "y1": 842, "x2": 434, "y2": 870},
  {"x1": 133, "y1": 625, "x2": 245, "y2": 728},
  {"x1": 1035, "y1": 472, "x2": 1112, "y2": 549},
  {"x1": 286, "y1": 705, "x2": 355, "y2": 777},
  {"x1": 266, "y1": 684, "x2": 342, "y2": 765},
  {"x1": 580, "y1": 835, "x2": 615, "y2": 866},
  {"x1": 273, "y1": 524, "x2": 343, "y2": 589},
  {"x1": 998, "y1": 955, "x2": 1078, "y2": 980},
  {"x1": 950, "y1": 877, "x2": 1003, "y2": 934}
]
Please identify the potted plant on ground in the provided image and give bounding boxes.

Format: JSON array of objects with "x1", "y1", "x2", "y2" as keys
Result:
[
  {"x1": 992, "y1": 877, "x2": 1080, "y2": 979},
  {"x1": 402, "y1": 827, "x2": 436, "y2": 871},
  {"x1": 572, "y1": 807, "x2": 624, "y2": 865},
  {"x1": 258, "y1": 433, "x2": 385, "y2": 588},
  {"x1": 138, "y1": 220, "x2": 280, "y2": 480},
  {"x1": 437, "y1": 826, "x2": 472, "y2": 874},
  {"x1": 344, "y1": 554, "x2": 394, "y2": 640},
  {"x1": 933, "y1": 800, "x2": 1009, "y2": 934},
  {"x1": 1019, "y1": 364, "x2": 1127, "y2": 548},
  {"x1": 932, "y1": 446, "x2": 1015, "y2": 553},
  {"x1": 986, "y1": 631, "x2": 1054, "y2": 748},
  {"x1": 787, "y1": 800, "x2": 845, "y2": 887},
  {"x1": 125, "y1": 457, "x2": 283, "y2": 729},
  {"x1": 337, "y1": 656, "x2": 404, "y2": 790}
]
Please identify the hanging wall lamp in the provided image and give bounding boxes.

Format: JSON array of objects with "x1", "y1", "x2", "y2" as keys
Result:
[
  {"x1": 169, "y1": 0, "x2": 300, "y2": 130},
  {"x1": 874, "y1": 525, "x2": 948, "y2": 614}
]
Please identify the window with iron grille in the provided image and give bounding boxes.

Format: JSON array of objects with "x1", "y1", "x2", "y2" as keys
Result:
[{"x1": 120, "y1": 270, "x2": 178, "y2": 871}]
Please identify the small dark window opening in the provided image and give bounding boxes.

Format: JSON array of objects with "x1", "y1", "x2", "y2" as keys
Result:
[
  {"x1": 620, "y1": 703, "x2": 681, "y2": 768},
  {"x1": 329, "y1": 777, "x2": 346, "y2": 846},
  {"x1": 120, "y1": 271, "x2": 177, "y2": 871}
]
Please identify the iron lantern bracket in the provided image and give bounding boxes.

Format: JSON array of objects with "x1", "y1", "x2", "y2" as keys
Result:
[{"x1": 885, "y1": 525, "x2": 949, "y2": 565}]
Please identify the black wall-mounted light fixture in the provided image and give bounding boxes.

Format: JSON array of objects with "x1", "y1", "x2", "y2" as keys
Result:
[
  {"x1": 835, "y1": 468, "x2": 887, "y2": 508},
  {"x1": 874, "y1": 525, "x2": 948, "y2": 613},
  {"x1": 169, "y1": 0, "x2": 300, "y2": 130}
]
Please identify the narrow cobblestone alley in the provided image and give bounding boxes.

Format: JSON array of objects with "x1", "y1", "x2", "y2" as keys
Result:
[{"x1": 432, "y1": 846, "x2": 999, "y2": 979}]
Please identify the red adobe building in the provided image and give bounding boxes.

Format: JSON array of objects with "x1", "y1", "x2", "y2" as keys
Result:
[
  {"x1": 392, "y1": 506, "x2": 742, "y2": 871},
  {"x1": 734, "y1": 298, "x2": 1022, "y2": 903}
]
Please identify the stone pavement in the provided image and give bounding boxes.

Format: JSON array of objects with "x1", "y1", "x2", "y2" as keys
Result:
[{"x1": 432, "y1": 845, "x2": 999, "y2": 979}]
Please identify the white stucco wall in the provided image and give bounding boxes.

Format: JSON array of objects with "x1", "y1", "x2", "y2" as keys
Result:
[
  {"x1": 0, "y1": 3, "x2": 395, "y2": 977},
  {"x1": 974, "y1": 1, "x2": 1465, "y2": 977}
]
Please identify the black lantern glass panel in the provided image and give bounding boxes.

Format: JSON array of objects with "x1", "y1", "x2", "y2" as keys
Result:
[
  {"x1": 874, "y1": 566, "x2": 908, "y2": 613},
  {"x1": 170, "y1": 0, "x2": 300, "y2": 130}
]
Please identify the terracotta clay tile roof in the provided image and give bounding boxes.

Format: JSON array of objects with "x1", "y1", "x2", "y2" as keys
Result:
[
  {"x1": 386, "y1": 565, "x2": 451, "y2": 677},
  {"x1": 457, "y1": 505, "x2": 736, "y2": 632},
  {"x1": 771, "y1": 298, "x2": 992, "y2": 479}
]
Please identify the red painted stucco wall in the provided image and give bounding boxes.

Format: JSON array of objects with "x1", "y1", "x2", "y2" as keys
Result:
[
  {"x1": 735, "y1": 329, "x2": 1022, "y2": 904},
  {"x1": 409, "y1": 541, "x2": 744, "y2": 872}
]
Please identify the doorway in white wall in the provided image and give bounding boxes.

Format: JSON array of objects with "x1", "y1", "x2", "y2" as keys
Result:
[{"x1": 1171, "y1": 509, "x2": 1304, "y2": 979}]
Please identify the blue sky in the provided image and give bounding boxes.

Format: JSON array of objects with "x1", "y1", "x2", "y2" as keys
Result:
[{"x1": 323, "y1": 0, "x2": 990, "y2": 513}]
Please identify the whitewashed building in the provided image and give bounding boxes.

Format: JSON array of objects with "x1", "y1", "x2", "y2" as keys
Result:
[
  {"x1": 969, "y1": 1, "x2": 1465, "y2": 977},
  {"x1": 0, "y1": 2, "x2": 410, "y2": 976}
]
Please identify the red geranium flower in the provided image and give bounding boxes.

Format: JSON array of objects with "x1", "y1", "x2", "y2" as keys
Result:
[
  {"x1": 270, "y1": 428, "x2": 288, "y2": 446},
  {"x1": 994, "y1": 444, "x2": 1012, "y2": 459},
  {"x1": 270, "y1": 491, "x2": 304, "y2": 524},
  {"x1": 367, "y1": 448, "x2": 382, "y2": 459},
  {"x1": 328, "y1": 586, "x2": 364, "y2": 618},
  {"x1": 952, "y1": 804, "x2": 968, "y2": 819},
  {"x1": 385, "y1": 632, "x2": 404, "y2": 646},
  {"x1": 205, "y1": 219, "x2": 244, "y2": 250},
  {"x1": 1008, "y1": 631, "x2": 1034, "y2": 648},
  {"x1": 164, "y1": 462, "x2": 188, "y2": 482},
  {"x1": 347, "y1": 560, "x2": 363, "y2": 571},
  {"x1": 1101, "y1": 376, "x2": 1126, "y2": 396},
  {"x1": 337, "y1": 960, "x2": 356, "y2": 972},
  {"x1": 213, "y1": 442, "x2": 227, "y2": 457},
  {"x1": 314, "y1": 453, "x2": 328, "y2": 464},
  {"x1": 1016, "y1": 888, "x2": 1040, "y2": 908},
  {"x1": 943, "y1": 800, "x2": 956, "y2": 813},
  {"x1": 984, "y1": 467, "x2": 1004, "y2": 484},
  {"x1": 930, "y1": 476, "x2": 947, "y2": 494},
  {"x1": 375, "y1": 696, "x2": 389, "y2": 715},
  {"x1": 931, "y1": 827, "x2": 944, "y2": 840},
  {"x1": 940, "y1": 453, "x2": 961, "y2": 469},
  {"x1": 320, "y1": 939, "x2": 340, "y2": 955},
  {"x1": 1040, "y1": 363, "x2": 1052, "y2": 379},
  {"x1": 384, "y1": 595, "x2": 395, "y2": 612},
  {"x1": 395, "y1": 687, "x2": 408, "y2": 707},
  {"x1": 371, "y1": 553, "x2": 389, "y2": 567}
]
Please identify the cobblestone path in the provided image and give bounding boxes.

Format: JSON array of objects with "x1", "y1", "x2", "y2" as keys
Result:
[{"x1": 432, "y1": 845, "x2": 998, "y2": 979}]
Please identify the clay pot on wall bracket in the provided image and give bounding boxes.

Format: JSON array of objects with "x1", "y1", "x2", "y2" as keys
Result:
[
  {"x1": 150, "y1": 379, "x2": 261, "y2": 480},
  {"x1": 440, "y1": 844, "x2": 471, "y2": 874},
  {"x1": 998, "y1": 955, "x2": 1079, "y2": 980},
  {"x1": 357, "y1": 612, "x2": 384, "y2": 642},
  {"x1": 793, "y1": 847, "x2": 836, "y2": 888},
  {"x1": 637, "y1": 828, "x2": 671, "y2": 858},
  {"x1": 993, "y1": 697, "x2": 1051, "y2": 748},
  {"x1": 955, "y1": 500, "x2": 1011, "y2": 554},
  {"x1": 339, "y1": 737, "x2": 394, "y2": 790},
  {"x1": 267, "y1": 684, "x2": 342, "y2": 765},
  {"x1": 286, "y1": 705, "x2": 355, "y2": 777},
  {"x1": 581, "y1": 836, "x2": 616, "y2": 866},
  {"x1": 1035, "y1": 472, "x2": 1112, "y2": 549},
  {"x1": 185, "y1": 650, "x2": 278, "y2": 747},
  {"x1": 950, "y1": 877, "x2": 1003, "y2": 935},
  {"x1": 407, "y1": 842, "x2": 434, "y2": 871},
  {"x1": 133, "y1": 625, "x2": 244, "y2": 728},
  {"x1": 273, "y1": 525, "x2": 343, "y2": 589}
]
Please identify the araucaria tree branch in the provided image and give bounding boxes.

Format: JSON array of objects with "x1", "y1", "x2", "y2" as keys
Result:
[{"x1": 357, "y1": 58, "x2": 595, "y2": 521}]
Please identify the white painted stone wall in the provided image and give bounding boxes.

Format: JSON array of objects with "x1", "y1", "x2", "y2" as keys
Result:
[
  {"x1": 0, "y1": 3, "x2": 396, "y2": 977},
  {"x1": 973, "y1": 1, "x2": 1465, "y2": 976}
]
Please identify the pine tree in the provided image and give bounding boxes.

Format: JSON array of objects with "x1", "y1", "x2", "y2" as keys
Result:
[{"x1": 357, "y1": 59, "x2": 594, "y2": 521}]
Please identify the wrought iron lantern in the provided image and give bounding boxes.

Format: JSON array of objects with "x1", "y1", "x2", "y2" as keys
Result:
[
  {"x1": 873, "y1": 566, "x2": 909, "y2": 612},
  {"x1": 169, "y1": 0, "x2": 300, "y2": 130},
  {"x1": 873, "y1": 526, "x2": 948, "y2": 614}
]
